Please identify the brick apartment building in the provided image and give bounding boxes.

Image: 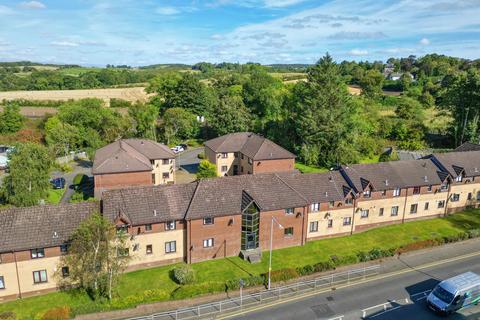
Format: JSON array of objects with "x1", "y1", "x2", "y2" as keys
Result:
[
  {"x1": 1, "y1": 150, "x2": 480, "y2": 299},
  {"x1": 204, "y1": 132, "x2": 296, "y2": 176},
  {"x1": 92, "y1": 139, "x2": 175, "y2": 198}
]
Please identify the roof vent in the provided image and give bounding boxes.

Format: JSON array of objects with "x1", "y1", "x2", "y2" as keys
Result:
[
  {"x1": 422, "y1": 162, "x2": 427, "y2": 168},
  {"x1": 324, "y1": 191, "x2": 328, "y2": 197},
  {"x1": 475, "y1": 167, "x2": 479, "y2": 173},
  {"x1": 328, "y1": 176, "x2": 333, "y2": 182},
  {"x1": 53, "y1": 231, "x2": 58, "y2": 239},
  {"x1": 153, "y1": 209, "x2": 157, "y2": 216},
  {"x1": 141, "y1": 141, "x2": 144, "y2": 145},
  {"x1": 384, "y1": 179, "x2": 389, "y2": 186},
  {"x1": 270, "y1": 152, "x2": 273, "y2": 157},
  {"x1": 424, "y1": 176, "x2": 428, "y2": 182}
]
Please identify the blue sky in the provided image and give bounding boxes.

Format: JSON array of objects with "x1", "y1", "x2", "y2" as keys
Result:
[{"x1": 0, "y1": 0, "x2": 479, "y2": 66}]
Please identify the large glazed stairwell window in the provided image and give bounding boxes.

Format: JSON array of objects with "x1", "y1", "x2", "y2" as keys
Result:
[{"x1": 241, "y1": 202, "x2": 260, "y2": 250}]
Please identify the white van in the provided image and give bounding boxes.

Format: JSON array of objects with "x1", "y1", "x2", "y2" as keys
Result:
[{"x1": 427, "y1": 272, "x2": 480, "y2": 314}]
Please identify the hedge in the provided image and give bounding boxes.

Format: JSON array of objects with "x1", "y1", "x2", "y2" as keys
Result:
[{"x1": 172, "y1": 265, "x2": 196, "y2": 285}]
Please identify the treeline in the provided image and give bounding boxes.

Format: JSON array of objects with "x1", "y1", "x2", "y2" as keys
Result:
[{"x1": 0, "y1": 68, "x2": 159, "y2": 91}]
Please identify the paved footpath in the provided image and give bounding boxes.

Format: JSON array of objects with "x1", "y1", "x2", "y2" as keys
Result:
[{"x1": 76, "y1": 239, "x2": 480, "y2": 320}]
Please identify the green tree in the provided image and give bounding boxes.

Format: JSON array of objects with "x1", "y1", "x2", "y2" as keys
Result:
[
  {"x1": 128, "y1": 103, "x2": 158, "y2": 140},
  {"x1": 209, "y1": 95, "x2": 252, "y2": 136},
  {"x1": 161, "y1": 107, "x2": 199, "y2": 144},
  {"x1": 57, "y1": 213, "x2": 130, "y2": 300},
  {"x1": 1, "y1": 143, "x2": 53, "y2": 207},
  {"x1": 0, "y1": 102, "x2": 24, "y2": 133},
  {"x1": 359, "y1": 69, "x2": 384, "y2": 99},
  {"x1": 441, "y1": 69, "x2": 480, "y2": 146},
  {"x1": 44, "y1": 116, "x2": 81, "y2": 156},
  {"x1": 392, "y1": 97, "x2": 427, "y2": 150},
  {"x1": 196, "y1": 160, "x2": 217, "y2": 179},
  {"x1": 291, "y1": 54, "x2": 378, "y2": 167}
]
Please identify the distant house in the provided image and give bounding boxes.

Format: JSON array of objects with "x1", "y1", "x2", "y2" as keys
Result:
[
  {"x1": 204, "y1": 132, "x2": 296, "y2": 176},
  {"x1": 92, "y1": 139, "x2": 175, "y2": 197},
  {"x1": 455, "y1": 142, "x2": 480, "y2": 152}
]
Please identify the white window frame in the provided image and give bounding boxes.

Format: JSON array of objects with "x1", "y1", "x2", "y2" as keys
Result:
[
  {"x1": 455, "y1": 175, "x2": 463, "y2": 182},
  {"x1": 410, "y1": 204, "x2": 418, "y2": 214},
  {"x1": 31, "y1": 248, "x2": 45, "y2": 259},
  {"x1": 221, "y1": 153, "x2": 228, "y2": 159},
  {"x1": 451, "y1": 193, "x2": 460, "y2": 202},
  {"x1": 203, "y1": 238, "x2": 214, "y2": 248},
  {"x1": 343, "y1": 217, "x2": 352, "y2": 226},
  {"x1": 146, "y1": 244, "x2": 153, "y2": 255},
  {"x1": 0, "y1": 276, "x2": 4, "y2": 289},
  {"x1": 310, "y1": 203, "x2": 320, "y2": 212},
  {"x1": 393, "y1": 188, "x2": 401, "y2": 197},
  {"x1": 309, "y1": 221, "x2": 318, "y2": 232},
  {"x1": 165, "y1": 220, "x2": 176, "y2": 230},
  {"x1": 285, "y1": 208, "x2": 294, "y2": 215},
  {"x1": 203, "y1": 217, "x2": 214, "y2": 225},
  {"x1": 391, "y1": 206, "x2": 399, "y2": 216},
  {"x1": 165, "y1": 241, "x2": 177, "y2": 253},
  {"x1": 379, "y1": 208, "x2": 384, "y2": 216},
  {"x1": 360, "y1": 209, "x2": 369, "y2": 218},
  {"x1": 221, "y1": 165, "x2": 228, "y2": 172},
  {"x1": 424, "y1": 202, "x2": 429, "y2": 210},
  {"x1": 327, "y1": 219, "x2": 333, "y2": 228},
  {"x1": 438, "y1": 200, "x2": 445, "y2": 208}
]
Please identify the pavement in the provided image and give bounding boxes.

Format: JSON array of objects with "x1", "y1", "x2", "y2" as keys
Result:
[
  {"x1": 174, "y1": 147, "x2": 203, "y2": 184},
  {"x1": 51, "y1": 159, "x2": 92, "y2": 203},
  {"x1": 225, "y1": 240, "x2": 480, "y2": 320}
]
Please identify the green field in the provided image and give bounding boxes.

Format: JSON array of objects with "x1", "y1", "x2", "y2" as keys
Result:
[
  {"x1": 2, "y1": 209, "x2": 479, "y2": 319},
  {"x1": 45, "y1": 188, "x2": 66, "y2": 205},
  {"x1": 294, "y1": 162, "x2": 329, "y2": 173}
]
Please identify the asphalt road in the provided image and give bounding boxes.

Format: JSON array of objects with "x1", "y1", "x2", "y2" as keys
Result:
[
  {"x1": 228, "y1": 252, "x2": 480, "y2": 320},
  {"x1": 51, "y1": 159, "x2": 92, "y2": 203}
]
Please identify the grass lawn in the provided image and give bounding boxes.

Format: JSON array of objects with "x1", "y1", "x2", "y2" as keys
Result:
[
  {"x1": 45, "y1": 188, "x2": 66, "y2": 205},
  {"x1": 295, "y1": 162, "x2": 329, "y2": 173},
  {"x1": 2, "y1": 209, "x2": 480, "y2": 319},
  {"x1": 359, "y1": 155, "x2": 381, "y2": 164}
]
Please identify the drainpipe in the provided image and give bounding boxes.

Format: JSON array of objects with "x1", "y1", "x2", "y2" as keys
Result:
[
  {"x1": 401, "y1": 188, "x2": 409, "y2": 224},
  {"x1": 350, "y1": 197, "x2": 357, "y2": 235},
  {"x1": 301, "y1": 206, "x2": 307, "y2": 245},
  {"x1": 444, "y1": 181, "x2": 451, "y2": 217},
  {"x1": 13, "y1": 251, "x2": 22, "y2": 299}
]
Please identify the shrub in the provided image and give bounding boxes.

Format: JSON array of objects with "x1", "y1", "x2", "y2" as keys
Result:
[
  {"x1": 313, "y1": 261, "x2": 336, "y2": 273},
  {"x1": 171, "y1": 282, "x2": 225, "y2": 299},
  {"x1": 110, "y1": 98, "x2": 132, "y2": 108},
  {"x1": 296, "y1": 264, "x2": 315, "y2": 276},
  {"x1": 58, "y1": 163, "x2": 73, "y2": 173},
  {"x1": 110, "y1": 289, "x2": 169, "y2": 309},
  {"x1": 263, "y1": 268, "x2": 299, "y2": 284},
  {"x1": 0, "y1": 312, "x2": 16, "y2": 320},
  {"x1": 331, "y1": 255, "x2": 358, "y2": 266},
  {"x1": 197, "y1": 152, "x2": 205, "y2": 159},
  {"x1": 73, "y1": 174, "x2": 87, "y2": 186},
  {"x1": 467, "y1": 229, "x2": 480, "y2": 238},
  {"x1": 225, "y1": 275, "x2": 265, "y2": 291},
  {"x1": 41, "y1": 306, "x2": 70, "y2": 320},
  {"x1": 172, "y1": 264, "x2": 196, "y2": 285}
]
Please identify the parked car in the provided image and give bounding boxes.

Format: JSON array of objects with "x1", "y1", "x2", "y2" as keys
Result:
[
  {"x1": 170, "y1": 146, "x2": 185, "y2": 154},
  {"x1": 179, "y1": 144, "x2": 188, "y2": 150},
  {"x1": 50, "y1": 177, "x2": 66, "y2": 189}
]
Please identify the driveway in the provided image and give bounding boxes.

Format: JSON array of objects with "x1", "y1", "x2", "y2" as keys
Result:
[
  {"x1": 175, "y1": 147, "x2": 203, "y2": 173},
  {"x1": 51, "y1": 159, "x2": 93, "y2": 203}
]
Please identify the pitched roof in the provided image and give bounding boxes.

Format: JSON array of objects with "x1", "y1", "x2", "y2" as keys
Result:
[
  {"x1": 340, "y1": 159, "x2": 446, "y2": 193},
  {"x1": 430, "y1": 151, "x2": 480, "y2": 178},
  {"x1": 277, "y1": 171, "x2": 353, "y2": 203},
  {"x1": 204, "y1": 132, "x2": 296, "y2": 160},
  {"x1": 0, "y1": 202, "x2": 98, "y2": 253},
  {"x1": 455, "y1": 142, "x2": 480, "y2": 152},
  {"x1": 101, "y1": 183, "x2": 197, "y2": 225},
  {"x1": 93, "y1": 139, "x2": 174, "y2": 175}
]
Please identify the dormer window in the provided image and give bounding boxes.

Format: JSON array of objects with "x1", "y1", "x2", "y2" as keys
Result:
[
  {"x1": 285, "y1": 208, "x2": 294, "y2": 215},
  {"x1": 203, "y1": 217, "x2": 214, "y2": 225},
  {"x1": 345, "y1": 197, "x2": 353, "y2": 205},
  {"x1": 455, "y1": 175, "x2": 463, "y2": 182},
  {"x1": 116, "y1": 225, "x2": 128, "y2": 234},
  {"x1": 363, "y1": 189, "x2": 371, "y2": 198},
  {"x1": 165, "y1": 221, "x2": 176, "y2": 230},
  {"x1": 310, "y1": 203, "x2": 320, "y2": 212},
  {"x1": 393, "y1": 188, "x2": 401, "y2": 197},
  {"x1": 31, "y1": 248, "x2": 45, "y2": 259},
  {"x1": 413, "y1": 187, "x2": 420, "y2": 195},
  {"x1": 221, "y1": 153, "x2": 228, "y2": 159}
]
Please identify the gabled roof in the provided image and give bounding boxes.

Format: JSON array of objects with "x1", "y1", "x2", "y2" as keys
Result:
[
  {"x1": 455, "y1": 142, "x2": 480, "y2": 152},
  {"x1": 430, "y1": 151, "x2": 480, "y2": 178},
  {"x1": 93, "y1": 139, "x2": 174, "y2": 175},
  {"x1": 205, "y1": 132, "x2": 296, "y2": 160},
  {"x1": 102, "y1": 183, "x2": 197, "y2": 226},
  {"x1": 277, "y1": 171, "x2": 352, "y2": 203},
  {"x1": 0, "y1": 202, "x2": 98, "y2": 253},
  {"x1": 340, "y1": 159, "x2": 446, "y2": 193}
]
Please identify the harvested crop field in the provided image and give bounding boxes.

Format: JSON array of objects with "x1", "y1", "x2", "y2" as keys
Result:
[
  {"x1": 0, "y1": 106, "x2": 128, "y2": 118},
  {"x1": 0, "y1": 87, "x2": 152, "y2": 104}
]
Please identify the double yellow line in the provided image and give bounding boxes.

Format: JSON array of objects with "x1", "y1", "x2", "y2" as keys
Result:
[{"x1": 217, "y1": 250, "x2": 480, "y2": 319}]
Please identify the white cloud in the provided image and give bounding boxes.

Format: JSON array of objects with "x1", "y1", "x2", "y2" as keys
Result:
[
  {"x1": 0, "y1": 5, "x2": 15, "y2": 14},
  {"x1": 51, "y1": 41, "x2": 79, "y2": 47},
  {"x1": 349, "y1": 49, "x2": 369, "y2": 56},
  {"x1": 263, "y1": 0, "x2": 306, "y2": 8},
  {"x1": 210, "y1": 34, "x2": 223, "y2": 40},
  {"x1": 419, "y1": 37, "x2": 430, "y2": 45},
  {"x1": 20, "y1": 1, "x2": 46, "y2": 9},
  {"x1": 156, "y1": 6, "x2": 180, "y2": 15}
]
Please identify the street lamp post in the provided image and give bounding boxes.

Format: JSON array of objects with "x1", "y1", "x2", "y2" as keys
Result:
[{"x1": 268, "y1": 216, "x2": 283, "y2": 290}]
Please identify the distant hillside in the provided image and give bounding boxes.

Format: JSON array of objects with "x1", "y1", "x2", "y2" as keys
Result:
[{"x1": 0, "y1": 61, "x2": 80, "y2": 68}]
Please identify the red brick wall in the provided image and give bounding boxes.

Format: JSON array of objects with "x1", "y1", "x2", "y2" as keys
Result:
[
  {"x1": 253, "y1": 159, "x2": 295, "y2": 174},
  {"x1": 259, "y1": 207, "x2": 307, "y2": 251},
  {"x1": 94, "y1": 171, "x2": 152, "y2": 197},
  {"x1": 188, "y1": 215, "x2": 241, "y2": 263}
]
